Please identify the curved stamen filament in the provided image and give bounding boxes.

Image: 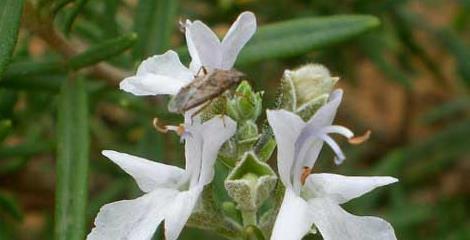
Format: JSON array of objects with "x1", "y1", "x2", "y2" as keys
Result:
[
  {"x1": 292, "y1": 124, "x2": 354, "y2": 190},
  {"x1": 349, "y1": 130, "x2": 371, "y2": 145},
  {"x1": 320, "y1": 133, "x2": 346, "y2": 165},
  {"x1": 153, "y1": 118, "x2": 186, "y2": 136},
  {"x1": 321, "y1": 125, "x2": 354, "y2": 138}
]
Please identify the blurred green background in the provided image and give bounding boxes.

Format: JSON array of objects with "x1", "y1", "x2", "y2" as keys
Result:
[{"x1": 0, "y1": 0, "x2": 469, "y2": 239}]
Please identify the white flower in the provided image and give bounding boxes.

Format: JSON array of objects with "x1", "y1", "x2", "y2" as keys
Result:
[
  {"x1": 87, "y1": 116, "x2": 236, "y2": 240},
  {"x1": 185, "y1": 11, "x2": 257, "y2": 72},
  {"x1": 120, "y1": 11, "x2": 256, "y2": 96},
  {"x1": 266, "y1": 89, "x2": 398, "y2": 240},
  {"x1": 120, "y1": 50, "x2": 195, "y2": 96}
]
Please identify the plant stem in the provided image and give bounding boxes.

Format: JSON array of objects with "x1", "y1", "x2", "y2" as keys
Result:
[
  {"x1": 241, "y1": 210, "x2": 257, "y2": 227},
  {"x1": 22, "y1": 1, "x2": 129, "y2": 86}
]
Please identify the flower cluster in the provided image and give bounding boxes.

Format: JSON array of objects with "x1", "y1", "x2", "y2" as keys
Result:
[{"x1": 88, "y1": 12, "x2": 398, "y2": 240}]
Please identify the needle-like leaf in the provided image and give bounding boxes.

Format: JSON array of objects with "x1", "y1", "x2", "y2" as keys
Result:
[
  {"x1": 0, "y1": 0, "x2": 24, "y2": 78},
  {"x1": 55, "y1": 78, "x2": 89, "y2": 240}
]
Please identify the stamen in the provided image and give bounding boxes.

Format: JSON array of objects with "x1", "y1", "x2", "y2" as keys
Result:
[
  {"x1": 300, "y1": 167, "x2": 311, "y2": 185},
  {"x1": 320, "y1": 134, "x2": 346, "y2": 165},
  {"x1": 153, "y1": 118, "x2": 169, "y2": 133},
  {"x1": 349, "y1": 130, "x2": 371, "y2": 145},
  {"x1": 153, "y1": 118, "x2": 186, "y2": 136},
  {"x1": 321, "y1": 125, "x2": 354, "y2": 138},
  {"x1": 178, "y1": 18, "x2": 187, "y2": 33}
]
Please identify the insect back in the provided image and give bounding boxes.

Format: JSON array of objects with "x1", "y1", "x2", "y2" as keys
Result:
[{"x1": 168, "y1": 69, "x2": 245, "y2": 114}]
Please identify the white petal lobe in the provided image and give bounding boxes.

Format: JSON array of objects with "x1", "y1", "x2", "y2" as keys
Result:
[
  {"x1": 184, "y1": 116, "x2": 236, "y2": 187},
  {"x1": 271, "y1": 189, "x2": 314, "y2": 240},
  {"x1": 199, "y1": 116, "x2": 237, "y2": 185},
  {"x1": 120, "y1": 75, "x2": 187, "y2": 96},
  {"x1": 221, "y1": 11, "x2": 257, "y2": 69},
  {"x1": 304, "y1": 174, "x2": 398, "y2": 204},
  {"x1": 308, "y1": 198, "x2": 397, "y2": 240},
  {"x1": 136, "y1": 51, "x2": 193, "y2": 79},
  {"x1": 102, "y1": 150, "x2": 185, "y2": 192},
  {"x1": 164, "y1": 186, "x2": 203, "y2": 240},
  {"x1": 87, "y1": 189, "x2": 178, "y2": 240},
  {"x1": 120, "y1": 50, "x2": 193, "y2": 96},
  {"x1": 266, "y1": 110, "x2": 305, "y2": 188},
  {"x1": 185, "y1": 21, "x2": 221, "y2": 69},
  {"x1": 306, "y1": 89, "x2": 343, "y2": 127}
]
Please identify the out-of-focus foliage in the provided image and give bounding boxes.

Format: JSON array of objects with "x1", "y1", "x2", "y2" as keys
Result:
[
  {"x1": 0, "y1": 0, "x2": 468, "y2": 240},
  {"x1": 0, "y1": 0, "x2": 24, "y2": 77}
]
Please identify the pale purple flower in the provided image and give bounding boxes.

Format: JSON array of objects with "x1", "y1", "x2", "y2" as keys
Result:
[{"x1": 267, "y1": 90, "x2": 398, "y2": 240}]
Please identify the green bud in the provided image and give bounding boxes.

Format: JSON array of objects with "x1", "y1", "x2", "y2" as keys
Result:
[
  {"x1": 227, "y1": 81, "x2": 263, "y2": 121},
  {"x1": 225, "y1": 152, "x2": 277, "y2": 211},
  {"x1": 219, "y1": 120, "x2": 261, "y2": 167},
  {"x1": 236, "y1": 121, "x2": 260, "y2": 157},
  {"x1": 278, "y1": 64, "x2": 338, "y2": 120},
  {"x1": 295, "y1": 94, "x2": 329, "y2": 121},
  {"x1": 238, "y1": 121, "x2": 259, "y2": 141},
  {"x1": 255, "y1": 136, "x2": 276, "y2": 162}
]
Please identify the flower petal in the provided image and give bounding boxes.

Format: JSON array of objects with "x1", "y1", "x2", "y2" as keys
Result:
[
  {"x1": 184, "y1": 116, "x2": 237, "y2": 186},
  {"x1": 185, "y1": 20, "x2": 221, "y2": 70},
  {"x1": 120, "y1": 50, "x2": 193, "y2": 96},
  {"x1": 271, "y1": 189, "x2": 315, "y2": 240},
  {"x1": 164, "y1": 186, "x2": 203, "y2": 240},
  {"x1": 135, "y1": 50, "x2": 193, "y2": 79},
  {"x1": 266, "y1": 110, "x2": 305, "y2": 188},
  {"x1": 120, "y1": 75, "x2": 187, "y2": 96},
  {"x1": 199, "y1": 116, "x2": 236, "y2": 185},
  {"x1": 304, "y1": 173, "x2": 398, "y2": 204},
  {"x1": 185, "y1": 20, "x2": 202, "y2": 73},
  {"x1": 102, "y1": 150, "x2": 186, "y2": 192},
  {"x1": 291, "y1": 133, "x2": 324, "y2": 192},
  {"x1": 184, "y1": 122, "x2": 203, "y2": 187},
  {"x1": 87, "y1": 188, "x2": 178, "y2": 240},
  {"x1": 306, "y1": 89, "x2": 343, "y2": 127},
  {"x1": 220, "y1": 11, "x2": 257, "y2": 69},
  {"x1": 308, "y1": 198, "x2": 397, "y2": 240}
]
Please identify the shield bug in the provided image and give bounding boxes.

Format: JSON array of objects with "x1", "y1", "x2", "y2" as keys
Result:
[{"x1": 168, "y1": 68, "x2": 245, "y2": 114}]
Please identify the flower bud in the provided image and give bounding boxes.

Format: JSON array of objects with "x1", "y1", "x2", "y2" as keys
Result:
[
  {"x1": 227, "y1": 81, "x2": 263, "y2": 122},
  {"x1": 225, "y1": 152, "x2": 277, "y2": 211},
  {"x1": 236, "y1": 121, "x2": 260, "y2": 156},
  {"x1": 279, "y1": 64, "x2": 338, "y2": 120},
  {"x1": 237, "y1": 121, "x2": 259, "y2": 141}
]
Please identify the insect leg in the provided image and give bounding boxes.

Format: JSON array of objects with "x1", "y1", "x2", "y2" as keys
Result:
[
  {"x1": 195, "y1": 66, "x2": 208, "y2": 77},
  {"x1": 219, "y1": 95, "x2": 230, "y2": 127}
]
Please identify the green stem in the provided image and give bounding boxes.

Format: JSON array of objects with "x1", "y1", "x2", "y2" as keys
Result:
[{"x1": 241, "y1": 210, "x2": 257, "y2": 227}]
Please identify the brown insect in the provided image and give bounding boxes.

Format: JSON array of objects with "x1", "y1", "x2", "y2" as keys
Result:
[{"x1": 168, "y1": 68, "x2": 245, "y2": 114}]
